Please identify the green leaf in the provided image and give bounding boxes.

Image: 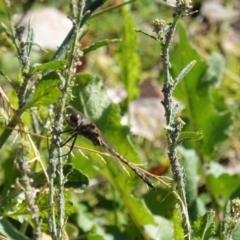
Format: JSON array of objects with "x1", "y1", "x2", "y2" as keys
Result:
[
  {"x1": 125, "y1": 219, "x2": 146, "y2": 240},
  {"x1": 116, "y1": 8, "x2": 141, "y2": 101},
  {"x1": 26, "y1": 16, "x2": 34, "y2": 56},
  {"x1": 144, "y1": 187, "x2": 176, "y2": 217},
  {"x1": 177, "y1": 131, "x2": 203, "y2": 145},
  {"x1": 145, "y1": 216, "x2": 174, "y2": 240},
  {"x1": 207, "y1": 162, "x2": 226, "y2": 177},
  {"x1": 193, "y1": 210, "x2": 216, "y2": 240},
  {"x1": 175, "y1": 60, "x2": 196, "y2": 86},
  {"x1": 233, "y1": 230, "x2": 240, "y2": 240},
  {"x1": 171, "y1": 23, "x2": 232, "y2": 160},
  {"x1": 3, "y1": 192, "x2": 74, "y2": 232},
  {"x1": 70, "y1": 75, "x2": 156, "y2": 235},
  {"x1": 95, "y1": 193, "x2": 119, "y2": 210},
  {"x1": 22, "y1": 79, "x2": 62, "y2": 110},
  {"x1": 211, "y1": 87, "x2": 229, "y2": 112},
  {"x1": 62, "y1": 164, "x2": 89, "y2": 191},
  {"x1": 178, "y1": 147, "x2": 199, "y2": 203},
  {"x1": 87, "y1": 234, "x2": 105, "y2": 240},
  {"x1": 178, "y1": 148, "x2": 199, "y2": 221},
  {"x1": 207, "y1": 173, "x2": 240, "y2": 198},
  {"x1": 37, "y1": 193, "x2": 74, "y2": 232},
  {"x1": 173, "y1": 204, "x2": 184, "y2": 240},
  {"x1": 65, "y1": 223, "x2": 79, "y2": 239},
  {"x1": 72, "y1": 197, "x2": 125, "y2": 239},
  {"x1": 31, "y1": 60, "x2": 67, "y2": 74},
  {"x1": 82, "y1": 39, "x2": 121, "y2": 55},
  {"x1": 0, "y1": 218, "x2": 30, "y2": 240}
]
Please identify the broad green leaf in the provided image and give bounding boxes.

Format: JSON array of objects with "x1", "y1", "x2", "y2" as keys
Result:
[
  {"x1": 70, "y1": 75, "x2": 156, "y2": 234},
  {"x1": 207, "y1": 173, "x2": 240, "y2": 198},
  {"x1": 37, "y1": 194, "x2": 74, "y2": 232},
  {"x1": 87, "y1": 235, "x2": 105, "y2": 240},
  {"x1": 207, "y1": 162, "x2": 240, "y2": 198},
  {"x1": 31, "y1": 60, "x2": 67, "y2": 74},
  {"x1": 171, "y1": 23, "x2": 232, "y2": 160},
  {"x1": 95, "y1": 193, "x2": 119, "y2": 210},
  {"x1": 143, "y1": 187, "x2": 176, "y2": 217},
  {"x1": 145, "y1": 216, "x2": 174, "y2": 240},
  {"x1": 207, "y1": 162, "x2": 226, "y2": 177},
  {"x1": 0, "y1": 218, "x2": 30, "y2": 240},
  {"x1": 62, "y1": 164, "x2": 89, "y2": 191},
  {"x1": 178, "y1": 147, "x2": 199, "y2": 202},
  {"x1": 82, "y1": 39, "x2": 121, "y2": 55},
  {"x1": 72, "y1": 199, "x2": 120, "y2": 240},
  {"x1": 22, "y1": 79, "x2": 62, "y2": 110},
  {"x1": 126, "y1": 218, "x2": 147, "y2": 240},
  {"x1": 1, "y1": 153, "x2": 19, "y2": 194},
  {"x1": 233, "y1": 230, "x2": 240, "y2": 240},
  {"x1": 193, "y1": 210, "x2": 216, "y2": 240},
  {"x1": 116, "y1": 8, "x2": 141, "y2": 101},
  {"x1": 65, "y1": 223, "x2": 79, "y2": 239}
]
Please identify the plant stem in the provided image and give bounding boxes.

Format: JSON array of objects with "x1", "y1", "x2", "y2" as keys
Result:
[
  {"x1": 48, "y1": 1, "x2": 87, "y2": 239},
  {"x1": 153, "y1": 1, "x2": 193, "y2": 238}
]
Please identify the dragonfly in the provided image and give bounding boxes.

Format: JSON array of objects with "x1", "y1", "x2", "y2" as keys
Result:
[{"x1": 60, "y1": 108, "x2": 155, "y2": 190}]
